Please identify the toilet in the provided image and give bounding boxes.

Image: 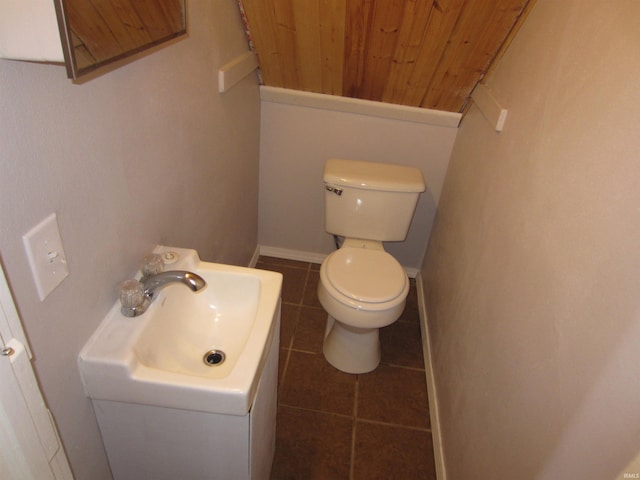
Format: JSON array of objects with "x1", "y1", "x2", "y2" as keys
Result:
[{"x1": 318, "y1": 158, "x2": 426, "y2": 374}]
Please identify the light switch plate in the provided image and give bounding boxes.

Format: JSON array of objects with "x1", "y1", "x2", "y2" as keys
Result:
[{"x1": 22, "y1": 213, "x2": 69, "y2": 301}]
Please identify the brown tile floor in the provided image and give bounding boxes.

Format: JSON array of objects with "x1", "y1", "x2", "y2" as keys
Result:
[{"x1": 256, "y1": 256, "x2": 437, "y2": 480}]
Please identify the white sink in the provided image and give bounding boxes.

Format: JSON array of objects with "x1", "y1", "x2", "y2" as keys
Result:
[{"x1": 78, "y1": 247, "x2": 282, "y2": 416}]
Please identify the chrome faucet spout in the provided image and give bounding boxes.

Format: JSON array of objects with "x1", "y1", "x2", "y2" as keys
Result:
[
  {"x1": 142, "y1": 271, "x2": 207, "y2": 299},
  {"x1": 120, "y1": 270, "x2": 206, "y2": 318}
]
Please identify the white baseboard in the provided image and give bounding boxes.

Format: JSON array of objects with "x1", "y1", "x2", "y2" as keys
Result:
[
  {"x1": 248, "y1": 245, "x2": 261, "y2": 268},
  {"x1": 258, "y1": 245, "x2": 419, "y2": 278},
  {"x1": 258, "y1": 246, "x2": 328, "y2": 265},
  {"x1": 416, "y1": 273, "x2": 446, "y2": 480}
]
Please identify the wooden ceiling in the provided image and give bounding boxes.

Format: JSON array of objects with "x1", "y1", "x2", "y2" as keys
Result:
[{"x1": 238, "y1": 0, "x2": 534, "y2": 114}]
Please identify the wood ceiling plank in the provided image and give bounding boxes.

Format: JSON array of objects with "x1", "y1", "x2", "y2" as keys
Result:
[
  {"x1": 240, "y1": 1, "x2": 287, "y2": 88},
  {"x1": 293, "y1": 1, "x2": 323, "y2": 92},
  {"x1": 382, "y1": 0, "x2": 434, "y2": 105},
  {"x1": 380, "y1": 0, "x2": 435, "y2": 106},
  {"x1": 271, "y1": 0, "x2": 302, "y2": 89},
  {"x1": 239, "y1": 1, "x2": 275, "y2": 85},
  {"x1": 421, "y1": 0, "x2": 529, "y2": 112},
  {"x1": 482, "y1": 0, "x2": 536, "y2": 81},
  {"x1": 342, "y1": 0, "x2": 375, "y2": 98},
  {"x1": 358, "y1": 0, "x2": 406, "y2": 101},
  {"x1": 383, "y1": 0, "x2": 465, "y2": 107},
  {"x1": 319, "y1": 0, "x2": 347, "y2": 96},
  {"x1": 421, "y1": 0, "x2": 495, "y2": 111}
]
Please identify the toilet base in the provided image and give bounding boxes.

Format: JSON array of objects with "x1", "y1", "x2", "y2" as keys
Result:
[{"x1": 322, "y1": 315, "x2": 380, "y2": 374}]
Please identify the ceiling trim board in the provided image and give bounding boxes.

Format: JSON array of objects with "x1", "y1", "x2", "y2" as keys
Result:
[{"x1": 260, "y1": 86, "x2": 461, "y2": 128}]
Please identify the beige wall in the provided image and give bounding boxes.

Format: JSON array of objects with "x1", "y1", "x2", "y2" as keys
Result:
[
  {"x1": 0, "y1": 1, "x2": 260, "y2": 478},
  {"x1": 258, "y1": 90, "x2": 459, "y2": 270},
  {"x1": 422, "y1": 0, "x2": 640, "y2": 478}
]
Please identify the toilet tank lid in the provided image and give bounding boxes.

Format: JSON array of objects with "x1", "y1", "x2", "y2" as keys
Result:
[{"x1": 323, "y1": 159, "x2": 426, "y2": 193}]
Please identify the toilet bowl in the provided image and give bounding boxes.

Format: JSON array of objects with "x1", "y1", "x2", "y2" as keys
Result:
[{"x1": 318, "y1": 240, "x2": 409, "y2": 373}]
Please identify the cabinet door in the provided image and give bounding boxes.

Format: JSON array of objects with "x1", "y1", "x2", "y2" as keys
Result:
[{"x1": 249, "y1": 305, "x2": 280, "y2": 479}]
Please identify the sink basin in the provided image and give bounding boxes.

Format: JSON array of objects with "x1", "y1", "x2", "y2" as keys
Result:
[{"x1": 78, "y1": 247, "x2": 282, "y2": 416}]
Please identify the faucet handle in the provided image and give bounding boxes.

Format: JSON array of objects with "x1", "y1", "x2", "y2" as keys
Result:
[
  {"x1": 120, "y1": 279, "x2": 146, "y2": 317},
  {"x1": 141, "y1": 253, "x2": 164, "y2": 278}
]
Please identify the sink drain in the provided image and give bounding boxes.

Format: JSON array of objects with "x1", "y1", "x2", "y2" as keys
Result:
[{"x1": 203, "y1": 349, "x2": 226, "y2": 366}]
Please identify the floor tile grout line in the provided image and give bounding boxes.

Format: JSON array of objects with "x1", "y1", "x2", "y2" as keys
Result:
[
  {"x1": 300, "y1": 262, "x2": 312, "y2": 305},
  {"x1": 289, "y1": 347, "x2": 318, "y2": 355},
  {"x1": 349, "y1": 419, "x2": 357, "y2": 480},
  {"x1": 353, "y1": 376, "x2": 359, "y2": 419},
  {"x1": 276, "y1": 401, "x2": 432, "y2": 433},
  {"x1": 349, "y1": 376, "x2": 360, "y2": 480},
  {"x1": 282, "y1": 301, "x2": 324, "y2": 310},
  {"x1": 277, "y1": 305, "x2": 299, "y2": 398},
  {"x1": 354, "y1": 417, "x2": 432, "y2": 433},
  {"x1": 287, "y1": 347, "x2": 427, "y2": 376},
  {"x1": 276, "y1": 403, "x2": 356, "y2": 421},
  {"x1": 379, "y1": 362, "x2": 426, "y2": 372},
  {"x1": 277, "y1": 347, "x2": 292, "y2": 398}
]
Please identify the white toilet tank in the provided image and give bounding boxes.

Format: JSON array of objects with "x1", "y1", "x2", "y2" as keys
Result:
[{"x1": 323, "y1": 159, "x2": 426, "y2": 242}]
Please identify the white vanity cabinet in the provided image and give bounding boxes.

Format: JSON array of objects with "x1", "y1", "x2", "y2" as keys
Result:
[{"x1": 91, "y1": 314, "x2": 280, "y2": 480}]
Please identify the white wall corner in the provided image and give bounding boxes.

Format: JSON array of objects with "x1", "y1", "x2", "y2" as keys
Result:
[
  {"x1": 471, "y1": 83, "x2": 508, "y2": 132},
  {"x1": 416, "y1": 273, "x2": 447, "y2": 480}
]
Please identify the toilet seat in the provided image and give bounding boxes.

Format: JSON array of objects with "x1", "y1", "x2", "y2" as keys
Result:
[{"x1": 324, "y1": 247, "x2": 407, "y2": 304}]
